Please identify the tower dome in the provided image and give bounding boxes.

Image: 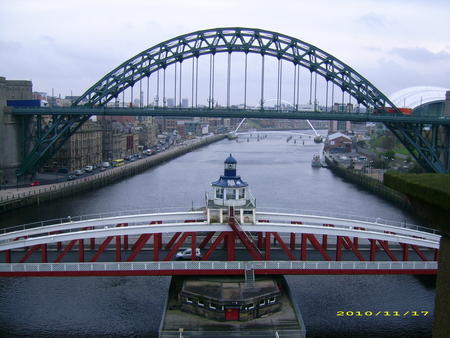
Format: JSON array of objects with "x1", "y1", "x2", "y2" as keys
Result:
[{"x1": 224, "y1": 154, "x2": 237, "y2": 177}]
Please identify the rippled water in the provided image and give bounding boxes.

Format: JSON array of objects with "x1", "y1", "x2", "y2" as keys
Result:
[{"x1": 0, "y1": 130, "x2": 435, "y2": 337}]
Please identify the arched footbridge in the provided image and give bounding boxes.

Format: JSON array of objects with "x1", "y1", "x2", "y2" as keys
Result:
[
  {"x1": 11, "y1": 27, "x2": 450, "y2": 175},
  {"x1": 0, "y1": 208, "x2": 439, "y2": 277}
]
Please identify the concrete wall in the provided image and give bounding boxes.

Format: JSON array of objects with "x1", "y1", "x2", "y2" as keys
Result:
[
  {"x1": 0, "y1": 77, "x2": 33, "y2": 183},
  {"x1": 0, "y1": 77, "x2": 5, "y2": 184}
]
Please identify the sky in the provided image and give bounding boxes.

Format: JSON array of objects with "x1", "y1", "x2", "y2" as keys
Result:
[{"x1": 1, "y1": 0, "x2": 449, "y2": 104}]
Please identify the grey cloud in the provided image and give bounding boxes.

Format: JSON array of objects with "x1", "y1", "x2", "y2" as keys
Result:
[
  {"x1": 0, "y1": 40, "x2": 22, "y2": 53},
  {"x1": 390, "y1": 47, "x2": 450, "y2": 62},
  {"x1": 356, "y1": 13, "x2": 389, "y2": 28}
]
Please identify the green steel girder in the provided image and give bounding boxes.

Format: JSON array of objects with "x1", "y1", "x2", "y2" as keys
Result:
[
  {"x1": 18, "y1": 115, "x2": 91, "y2": 176},
  {"x1": 384, "y1": 122, "x2": 449, "y2": 174},
  {"x1": 17, "y1": 27, "x2": 447, "y2": 176}
]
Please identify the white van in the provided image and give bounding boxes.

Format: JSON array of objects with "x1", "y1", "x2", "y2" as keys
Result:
[
  {"x1": 85, "y1": 166, "x2": 93, "y2": 172},
  {"x1": 102, "y1": 162, "x2": 110, "y2": 168}
]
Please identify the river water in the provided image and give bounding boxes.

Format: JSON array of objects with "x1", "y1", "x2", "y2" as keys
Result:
[{"x1": 0, "y1": 130, "x2": 435, "y2": 337}]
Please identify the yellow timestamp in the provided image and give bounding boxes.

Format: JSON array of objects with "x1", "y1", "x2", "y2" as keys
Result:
[{"x1": 336, "y1": 311, "x2": 429, "y2": 317}]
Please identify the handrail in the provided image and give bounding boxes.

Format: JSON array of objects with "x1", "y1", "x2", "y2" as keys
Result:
[
  {"x1": 0, "y1": 261, "x2": 438, "y2": 274},
  {"x1": 1, "y1": 207, "x2": 432, "y2": 235}
]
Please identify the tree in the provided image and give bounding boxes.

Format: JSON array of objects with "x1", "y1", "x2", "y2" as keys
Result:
[
  {"x1": 384, "y1": 149, "x2": 395, "y2": 161},
  {"x1": 381, "y1": 137, "x2": 395, "y2": 150}
]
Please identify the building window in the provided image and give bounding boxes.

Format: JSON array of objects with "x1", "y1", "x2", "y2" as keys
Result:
[
  {"x1": 209, "y1": 303, "x2": 216, "y2": 309},
  {"x1": 226, "y1": 189, "x2": 235, "y2": 200},
  {"x1": 216, "y1": 188, "x2": 224, "y2": 199},
  {"x1": 198, "y1": 300, "x2": 205, "y2": 307},
  {"x1": 259, "y1": 299, "x2": 265, "y2": 306},
  {"x1": 186, "y1": 297, "x2": 193, "y2": 303},
  {"x1": 239, "y1": 188, "x2": 245, "y2": 199},
  {"x1": 268, "y1": 297, "x2": 276, "y2": 304}
]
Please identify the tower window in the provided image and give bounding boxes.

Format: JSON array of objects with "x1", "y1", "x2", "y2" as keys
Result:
[
  {"x1": 216, "y1": 188, "x2": 224, "y2": 199},
  {"x1": 226, "y1": 189, "x2": 236, "y2": 200}
]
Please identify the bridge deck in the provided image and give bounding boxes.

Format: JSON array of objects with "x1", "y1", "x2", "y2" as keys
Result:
[{"x1": 0, "y1": 211, "x2": 439, "y2": 276}]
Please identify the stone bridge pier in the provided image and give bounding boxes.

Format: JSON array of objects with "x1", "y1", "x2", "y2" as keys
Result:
[{"x1": 385, "y1": 172, "x2": 450, "y2": 338}]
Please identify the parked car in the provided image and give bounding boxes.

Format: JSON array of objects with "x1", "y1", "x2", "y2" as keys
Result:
[
  {"x1": 176, "y1": 248, "x2": 203, "y2": 260},
  {"x1": 67, "y1": 175, "x2": 76, "y2": 181},
  {"x1": 30, "y1": 181, "x2": 40, "y2": 186}
]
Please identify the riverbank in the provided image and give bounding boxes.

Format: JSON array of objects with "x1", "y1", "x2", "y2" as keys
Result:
[
  {"x1": 323, "y1": 153, "x2": 414, "y2": 212},
  {"x1": 0, "y1": 134, "x2": 225, "y2": 213}
]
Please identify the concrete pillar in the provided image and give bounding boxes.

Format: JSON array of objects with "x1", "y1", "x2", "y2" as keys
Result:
[
  {"x1": 433, "y1": 233, "x2": 450, "y2": 338},
  {"x1": 0, "y1": 77, "x2": 33, "y2": 183},
  {"x1": 440, "y1": 91, "x2": 450, "y2": 170},
  {"x1": 0, "y1": 77, "x2": 5, "y2": 184},
  {"x1": 384, "y1": 172, "x2": 450, "y2": 338}
]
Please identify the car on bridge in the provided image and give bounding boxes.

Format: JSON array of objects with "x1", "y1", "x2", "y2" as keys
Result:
[
  {"x1": 176, "y1": 248, "x2": 203, "y2": 260},
  {"x1": 30, "y1": 181, "x2": 40, "y2": 186}
]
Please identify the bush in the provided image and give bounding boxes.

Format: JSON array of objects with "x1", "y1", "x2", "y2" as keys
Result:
[{"x1": 384, "y1": 149, "x2": 396, "y2": 161}]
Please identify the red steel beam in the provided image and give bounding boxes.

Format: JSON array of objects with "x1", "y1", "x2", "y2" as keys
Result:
[
  {"x1": 201, "y1": 232, "x2": 230, "y2": 261},
  {"x1": 54, "y1": 239, "x2": 78, "y2": 263},
  {"x1": 78, "y1": 239, "x2": 84, "y2": 263},
  {"x1": 411, "y1": 245, "x2": 428, "y2": 261},
  {"x1": 126, "y1": 234, "x2": 152, "y2": 262},
  {"x1": 336, "y1": 236, "x2": 365, "y2": 261},
  {"x1": 165, "y1": 232, "x2": 181, "y2": 250},
  {"x1": 301, "y1": 234, "x2": 332, "y2": 261},
  {"x1": 228, "y1": 208, "x2": 261, "y2": 260},
  {"x1": 90, "y1": 236, "x2": 114, "y2": 262},
  {"x1": 272, "y1": 232, "x2": 296, "y2": 261},
  {"x1": 163, "y1": 232, "x2": 197, "y2": 261},
  {"x1": 116, "y1": 236, "x2": 121, "y2": 262},
  {"x1": 19, "y1": 244, "x2": 44, "y2": 263},
  {"x1": 199, "y1": 232, "x2": 215, "y2": 249}
]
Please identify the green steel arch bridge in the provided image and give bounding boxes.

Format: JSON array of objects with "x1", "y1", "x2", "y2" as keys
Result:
[{"x1": 11, "y1": 27, "x2": 450, "y2": 176}]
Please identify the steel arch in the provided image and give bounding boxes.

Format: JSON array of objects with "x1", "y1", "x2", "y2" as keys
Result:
[
  {"x1": 17, "y1": 27, "x2": 449, "y2": 176},
  {"x1": 74, "y1": 27, "x2": 396, "y2": 110}
]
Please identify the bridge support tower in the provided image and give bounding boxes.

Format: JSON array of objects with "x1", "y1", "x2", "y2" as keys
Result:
[
  {"x1": 0, "y1": 77, "x2": 33, "y2": 183},
  {"x1": 385, "y1": 172, "x2": 450, "y2": 338}
]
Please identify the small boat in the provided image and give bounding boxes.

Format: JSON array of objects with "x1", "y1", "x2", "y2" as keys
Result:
[{"x1": 311, "y1": 154, "x2": 322, "y2": 167}]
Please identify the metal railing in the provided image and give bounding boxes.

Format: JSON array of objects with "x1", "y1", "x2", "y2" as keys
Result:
[{"x1": 0, "y1": 261, "x2": 438, "y2": 273}]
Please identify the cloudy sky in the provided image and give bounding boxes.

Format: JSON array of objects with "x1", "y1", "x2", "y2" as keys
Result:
[{"x1": 1, "y1": 0, "x2": 449, "y2": 102}]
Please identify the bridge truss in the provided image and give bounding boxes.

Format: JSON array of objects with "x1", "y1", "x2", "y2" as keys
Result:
[
  {"x1": 12, "y1": 27, "x2": 450, "y2": 176},
  {"x1": 0, "y1": 210, "x2": 439, "y2": 277}
]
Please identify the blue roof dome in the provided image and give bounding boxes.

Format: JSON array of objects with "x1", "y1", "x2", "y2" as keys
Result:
[{"x1": 225, "y1": 154, "x2": 237, "y2": 164}]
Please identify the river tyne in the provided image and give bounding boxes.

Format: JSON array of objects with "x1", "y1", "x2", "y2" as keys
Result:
[{"x1": 0, "y1": 130, "x2": 436, "y2": 338}]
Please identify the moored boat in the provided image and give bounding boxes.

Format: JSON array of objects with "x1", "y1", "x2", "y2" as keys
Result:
[{"x1": 311, "y1": 154, "x2": 322, "y2": 167}]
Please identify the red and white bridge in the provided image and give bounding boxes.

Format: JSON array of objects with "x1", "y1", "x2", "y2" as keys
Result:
[{"x1": 0, "y1": 207, "x2": 439, "y2": 277}]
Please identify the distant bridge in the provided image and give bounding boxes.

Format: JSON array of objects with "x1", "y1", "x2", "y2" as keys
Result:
[
  {"x1": 10, "y1": 27, "x2": 450, "y2": 175},
  {"x1": 0, "y1": 209, "x2": 439, "y2": 277}
]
